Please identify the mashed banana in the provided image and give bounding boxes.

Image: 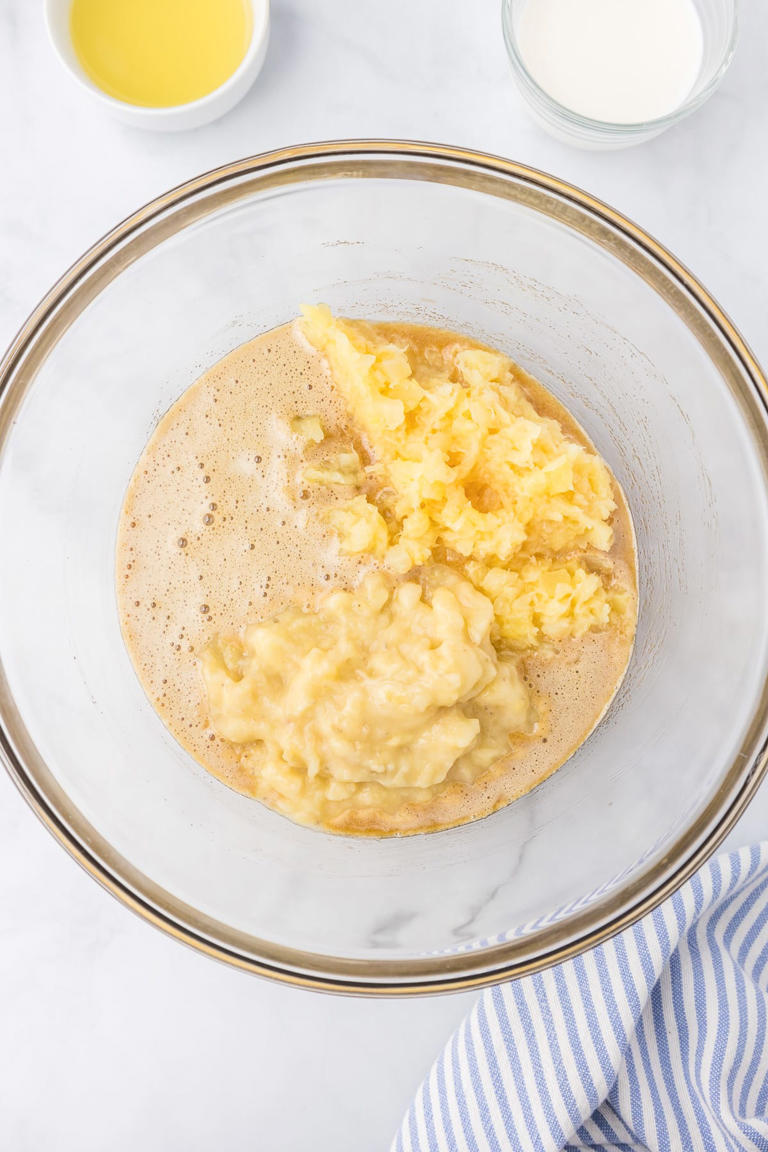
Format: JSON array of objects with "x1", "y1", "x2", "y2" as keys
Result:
[
  {"x1": 193, "y1": 310, "x2": 635, "y2": 832},
  {"x1": 201, "y1": 567, "x2": 535, "y2": 821}
]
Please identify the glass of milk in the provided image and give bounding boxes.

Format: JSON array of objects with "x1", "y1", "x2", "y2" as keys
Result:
[{"x1": 502, "y1": 0, "x2": 737, "y2": 148}]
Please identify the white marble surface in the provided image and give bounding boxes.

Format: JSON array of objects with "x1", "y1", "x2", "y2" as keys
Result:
[{"x1": 1, "y1": 1, "x2": 767, "y2": 1148}]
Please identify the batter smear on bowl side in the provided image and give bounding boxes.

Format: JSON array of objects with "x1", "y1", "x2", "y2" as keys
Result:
[{"x1": 117, "y1": 308, "x2": 637, "y2": 835}]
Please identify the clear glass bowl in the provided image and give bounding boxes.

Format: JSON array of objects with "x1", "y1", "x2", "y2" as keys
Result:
[
  {"x1": 502, "y1": 0, "x2": 738, "y2": 149},
  {"x1": 1, "y1": 142, "x2": 767, "y2": 994}
]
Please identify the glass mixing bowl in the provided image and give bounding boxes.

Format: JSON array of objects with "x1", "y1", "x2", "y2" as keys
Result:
[{"x1": 1, "y1": 142, "x2": 767, "y2": 994}]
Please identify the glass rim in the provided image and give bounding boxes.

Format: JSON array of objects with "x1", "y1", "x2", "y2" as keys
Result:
[
  {"x1": 1, "y1": 139, "x2": 767, "y2": 995},
  {"x1": 500, "y1": 0, "x2": 739, "y2": 136}
]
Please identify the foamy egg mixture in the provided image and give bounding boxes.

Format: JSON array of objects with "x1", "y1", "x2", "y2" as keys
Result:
[{"x1": 117, "y1": 309, "x2": 637, "y2": 835}]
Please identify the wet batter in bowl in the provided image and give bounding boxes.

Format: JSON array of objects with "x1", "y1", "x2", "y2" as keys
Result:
[{"x1": 117, "y1": 310, "x2": 637, "y2": 835}]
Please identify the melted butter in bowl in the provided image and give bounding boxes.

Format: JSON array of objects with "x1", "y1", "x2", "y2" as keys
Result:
[
  {"x1": 46, "y1": 0, "x2": 268, "y2": 130},
  {"x1": 70, "y1": 0, "x2": 253, "y2": 108},
  {"x1": 117, "y1": 313, "x2": 637, "y2": 836}
]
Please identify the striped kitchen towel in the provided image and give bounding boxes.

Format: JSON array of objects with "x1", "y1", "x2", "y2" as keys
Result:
[{"x1": 394, "y1": 842, "x2": 768, "y2": 1152}]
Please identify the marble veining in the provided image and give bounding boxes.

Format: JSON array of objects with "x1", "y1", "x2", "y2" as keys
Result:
[{"x1": 1, "y1": 1, "x2": 768, "y2": 1149}]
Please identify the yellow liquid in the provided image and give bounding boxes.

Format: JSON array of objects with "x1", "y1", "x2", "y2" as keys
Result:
[{"x1": 70, "y1": 0, "x2": 253, "y2": 108}]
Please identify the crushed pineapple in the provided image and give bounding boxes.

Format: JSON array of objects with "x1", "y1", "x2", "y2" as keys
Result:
[
  {"x1": 299, "y1": 305, "x2": 626, "y2": 649},
  {"x1": 325, "y1": 494, "x2": 389, "y2": 556},
  {"x1": 468, "y1": 559, "x2": 612, "y2": 650},
  {"x1": 290, "y1": 414, "x2": 325, "y2": 443},
  {"x1": 301, "y1": 450, "x2": 364, "y2": 487}
]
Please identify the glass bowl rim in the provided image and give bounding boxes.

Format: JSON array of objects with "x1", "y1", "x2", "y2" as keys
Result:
[
  {"x1": 500, "y1": 0, "x2": 739, "y2": 137},
  {"x1": 1, "y1": 139, "x2": 767, "y2": 995}
]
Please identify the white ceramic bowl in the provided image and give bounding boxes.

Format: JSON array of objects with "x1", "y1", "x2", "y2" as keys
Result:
[{"x1": 44, "y1": 0, "x2": 270, "y2": 131}]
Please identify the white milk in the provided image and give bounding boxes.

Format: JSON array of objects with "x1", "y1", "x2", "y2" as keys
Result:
[{"x1": 517, "y1": 0, "x2": 704, "y2": 124}]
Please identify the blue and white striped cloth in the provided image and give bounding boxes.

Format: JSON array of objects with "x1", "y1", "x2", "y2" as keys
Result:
[{"x1": 394, "y1": 843, "x2": 768, "y2": 1152}]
